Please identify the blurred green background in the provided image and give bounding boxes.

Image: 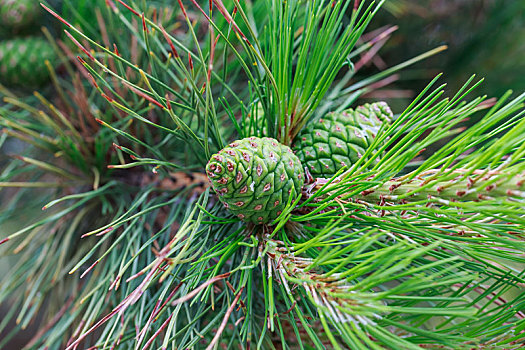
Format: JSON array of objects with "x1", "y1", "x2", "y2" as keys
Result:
[{"x1": 372, "y1": 0, "x2": 524, "y2": 107}]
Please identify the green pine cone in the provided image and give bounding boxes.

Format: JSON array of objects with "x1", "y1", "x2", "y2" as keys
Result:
[
  {"x1": 0, "y1": 0, "x2": 40, "y2": 29},
  {"x1": 0, "y1": 37, "x2": 57, "y2": 87},
  {"x1": 206, "y1": 137, "x2": 304, "y2": 225},
  {"x1": 293, "y1": 102, "x2": 393, "y2": 178}
]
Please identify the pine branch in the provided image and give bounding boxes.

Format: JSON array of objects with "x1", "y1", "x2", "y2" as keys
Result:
[{"x1": 0, "y1": 1, "x2": 523, "y2": 349}]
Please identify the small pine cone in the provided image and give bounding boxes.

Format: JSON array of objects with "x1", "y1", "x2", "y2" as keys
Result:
[
  {"x1": 293, "y1": 102, "x2": 393, "y2": 178},
  {"x1": 206, "y1": 137, "x2": 304, "y2": 225},
  {"x1": 0, "y1": 0, "x2": 40, "y2": 29},
  {"x1": 0, "y1": 37, "x2": 57, "y2": 87},
  {"x1": 357, "y1": 101, "x2": 393, "y2": 125}
]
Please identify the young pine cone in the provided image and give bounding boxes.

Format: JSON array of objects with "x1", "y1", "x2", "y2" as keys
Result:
[
  {"x1": 0, "y1": 0, "x2": 41, "y2": 29},
  {"x1": 0, "y1": 37, "x2": 57, "y2": 87},
  {"x1": 294, "y1": 102, "x2": 393, "y2": 178},
  {"x1": 206, "y1": 137, "x2": 304, "y2": 225}
]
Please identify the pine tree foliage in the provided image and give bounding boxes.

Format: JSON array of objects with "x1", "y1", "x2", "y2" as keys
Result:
[{"x1": 0, "y1": 0, "x2": 524, "y2": 349}]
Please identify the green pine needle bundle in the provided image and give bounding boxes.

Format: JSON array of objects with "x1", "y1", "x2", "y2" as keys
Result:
[{"x1": 0, "y1": 1, "x2": 524, "y2": 349}]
